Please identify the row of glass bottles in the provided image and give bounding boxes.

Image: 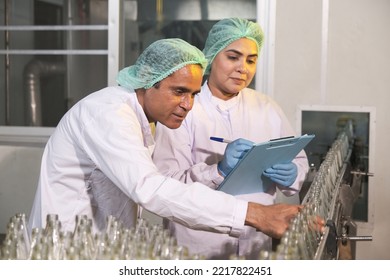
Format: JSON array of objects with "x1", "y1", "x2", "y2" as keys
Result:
[
  {"x1": 0, "y1": 213, "x2": 203, "y2": 260},
  {"x1": 259, "y1": 126, "x2": 352, "y2": 260},
  {"x1": 1, "y1": 123, "x2": 354, "y2": 261}
]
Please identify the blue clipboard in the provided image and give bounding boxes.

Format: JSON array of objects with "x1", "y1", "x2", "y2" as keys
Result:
[{"x1": 216, "y1": 134, "x2": 315, "y2": 195}]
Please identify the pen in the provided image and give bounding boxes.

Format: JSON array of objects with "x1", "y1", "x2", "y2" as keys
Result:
[{"x1": 210, "y1": 136, "x2": 232, "y2": 143}]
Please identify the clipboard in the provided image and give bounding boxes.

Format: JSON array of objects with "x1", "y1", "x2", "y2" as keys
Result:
[{"x1": 216, "y1": 134, "x2": 315, "y2": 195}]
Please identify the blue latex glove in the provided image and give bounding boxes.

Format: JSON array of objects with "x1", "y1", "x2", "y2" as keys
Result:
[
  {"x1": 263, "y1": 162, "x2": 298, "y2": 187},
  {"x1": 218, "y1": 138, "x2": 254, "y2": 177}
]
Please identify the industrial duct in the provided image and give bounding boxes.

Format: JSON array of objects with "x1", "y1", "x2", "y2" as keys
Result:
[{"x1": 23, "y1": 59, "x2": 65, "y2": 126}]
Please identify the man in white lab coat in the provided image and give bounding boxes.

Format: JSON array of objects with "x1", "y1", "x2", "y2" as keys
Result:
[{"x1": 28, "y1": 38, "x2": 303, "y2": 244}]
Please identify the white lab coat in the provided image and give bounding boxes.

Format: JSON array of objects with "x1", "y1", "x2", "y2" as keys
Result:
[
  {"x1": 28, "y1": 86, "x2": 248, "y2": 237},
  {"x1": 153, "y1": 82, "x2": 309, "y2": 259}
]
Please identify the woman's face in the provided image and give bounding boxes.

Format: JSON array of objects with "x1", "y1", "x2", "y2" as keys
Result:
[{"x1": 208, "y1": 38, "x2": 258, "y2": 100}]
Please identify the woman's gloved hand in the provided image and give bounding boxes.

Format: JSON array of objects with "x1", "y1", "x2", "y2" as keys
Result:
[
  {"x1": 218, "y1": 138, "x2": 254, "y2": 177},
  {"x1": 263, "y1": 162, "x2": 298, "y2": 187}
]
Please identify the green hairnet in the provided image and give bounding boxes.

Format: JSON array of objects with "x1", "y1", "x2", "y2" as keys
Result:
[
  {"x1": 117, "y1": 38, "x2": 208, "y2": 89},
  {"x1": 203, "y1": 18, "x2": 264, "y2": 74}
]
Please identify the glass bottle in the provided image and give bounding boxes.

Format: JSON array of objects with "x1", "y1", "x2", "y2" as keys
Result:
[
  {"x1": 28, "y1": 228, "x2": 43, "y2": 259},
  {"x1": 14, "y1": 213, "x2": 31, "y2": 251},
  {"x1": 44, "y1": 216, "x2": 62, "y2": 259}
]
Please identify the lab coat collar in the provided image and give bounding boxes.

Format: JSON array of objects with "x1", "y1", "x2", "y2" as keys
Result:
[
  {"x1": 128, "y1": 89, "x2": 156, "y2": 154},
  {"x1": 202, "y1": 81, "x2": 242, "y2": 112}
]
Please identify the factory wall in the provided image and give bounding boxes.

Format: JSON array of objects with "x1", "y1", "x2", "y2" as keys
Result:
[{"x1": 273, "y1": 0, "x2": 390, "y2": 259}]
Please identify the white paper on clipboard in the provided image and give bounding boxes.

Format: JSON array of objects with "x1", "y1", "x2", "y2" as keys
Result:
[{"x1": 216, "y1": 134, "x2": 315, "y2": 196}]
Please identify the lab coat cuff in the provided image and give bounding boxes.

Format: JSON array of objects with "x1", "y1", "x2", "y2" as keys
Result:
[
  {"x1": 277, "y1": 171, "x2": 304, "y2": 196},
  {"x1": 211, "y1": 164, "x2": 224, "y2": 186},
  {"x1": 229, "y1": 199, "x2": 248, "y2": 237}
]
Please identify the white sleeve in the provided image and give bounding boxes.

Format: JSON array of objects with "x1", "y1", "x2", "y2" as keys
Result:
[
  {"x1": 80, "y1": 103, "x2": 245, "y2": 236},
  {"x1": 153, "y1": 120, "x2": 223, "y2": 188}
]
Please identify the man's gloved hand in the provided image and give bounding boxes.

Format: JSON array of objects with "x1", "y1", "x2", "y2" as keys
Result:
[
  {"x1": 218, "y1": 138, "x2": 254, "y2": 177},
  {"x1": 263, "y1": 162, "x2": 298, "y2": 187}
]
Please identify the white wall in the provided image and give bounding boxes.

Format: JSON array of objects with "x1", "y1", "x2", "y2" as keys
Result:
[
  {"x1": 273, "y1": 0, "x2": 390, "y2": 259},
  {"x1": 0, "y1": 146, "x2": 43, "y2": 233},
  {"x1": 0, "y1": 126, "x2": 52, "y2": 233}
]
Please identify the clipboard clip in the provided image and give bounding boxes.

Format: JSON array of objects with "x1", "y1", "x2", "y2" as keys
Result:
[{"x1": 269, "y1": 136, "x2": 295, "y2": 141}]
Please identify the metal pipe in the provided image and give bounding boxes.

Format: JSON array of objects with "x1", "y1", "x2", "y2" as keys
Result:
[
  {"x1": 340, "y1": 236, "x2": 373, "y2": 242},
  {"x1": 4, "y1": 0, "x2": 10, "y2": 125},
  {"x1": 23, "y1": 59, "x2": 65, "y2": 126},
  {"x1": 66, "y1": 0, "x2": 74, "y2": 111}
]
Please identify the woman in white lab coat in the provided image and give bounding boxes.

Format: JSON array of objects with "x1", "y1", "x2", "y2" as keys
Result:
[
  {"x1": 153, "y1": 19, "x2": 309, "y2": 259},
  {"x1": 28, "y1": 38, "x2": 302, "y2": 243}
]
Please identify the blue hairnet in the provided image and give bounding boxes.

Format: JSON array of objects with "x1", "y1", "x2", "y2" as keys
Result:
[
  {"x1": 117, "y1": 38, "x2": 208, "y2": 89},
  {"x1": 203, "y1": 18, "x2": 264, "y2": 74}
]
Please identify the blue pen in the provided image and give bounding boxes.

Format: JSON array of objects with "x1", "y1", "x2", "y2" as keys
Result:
[{"x1": 210, "y1": 136, "x2": 232, "y2": 143}]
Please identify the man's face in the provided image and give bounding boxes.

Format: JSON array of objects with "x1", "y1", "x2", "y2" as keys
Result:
[{"x1": 142, "y1": 64, "x2": 203, "y2": 129}]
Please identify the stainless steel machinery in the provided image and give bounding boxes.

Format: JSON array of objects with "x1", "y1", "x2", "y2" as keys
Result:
[{"x1": 262, "y1": 120, "x2": 373, "y2": 260}]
